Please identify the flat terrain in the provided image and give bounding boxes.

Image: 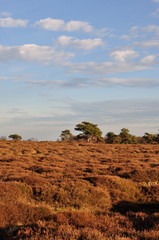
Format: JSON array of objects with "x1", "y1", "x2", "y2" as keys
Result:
[{"x1": 0, "y1": 141, "x2": 159, "y2": 239}]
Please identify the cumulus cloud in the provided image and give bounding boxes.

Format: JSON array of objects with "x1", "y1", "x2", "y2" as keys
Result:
[
  {"x1": 66, "y1": 20, "x2": 93, "y2": 32},
  {"x1": 110, "y1": 50, "x2": 139, "y2": 62},
  {"x1": 35, "y1": 18, "x2": 64, "y2": 31},
  {"x1": 0, "y1": 44, "x2": 74, "y2": 65},
  {"x1": 35, "y1": 18, "x2": 93, "y2": 33},
  {"x1": 55, "y1": 35, "x2": 104, "y2": 50},
  {"x1": 0, "y1": 43, "x2": 154, "y2": 77},
  {"x1": 0, "y1": 17, "x2": 28, "y2": 28}
]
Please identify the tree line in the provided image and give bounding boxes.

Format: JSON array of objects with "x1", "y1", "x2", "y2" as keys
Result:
[
  {"x1": 1, "y1": 121, "x2": 158, "y2": 144},
  {"x1": 60, "y1": 121, "x2": 159, "y2": 144}
]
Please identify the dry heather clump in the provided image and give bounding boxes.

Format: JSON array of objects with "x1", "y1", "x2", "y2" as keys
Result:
[
  {"x1": 52, "y1": 180, "x2": 111, "y2": 212},
  {"x1": 85, "y1": 175, "x2": 144, "y2": 203}
]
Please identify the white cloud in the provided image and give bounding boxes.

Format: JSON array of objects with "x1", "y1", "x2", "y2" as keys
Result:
[
  {"x1": 56, "y1": 35, "x2": 104, "y2": 50},
  {"x1": 0, "y1": 76, "x2": 9, "y2": 81},
  {"x1": 101, "y1": 77, "x2": 159, "y2": 87},
  {"x1": 35, "y1": 18, "x2": 64, "y2": 31},
  {"x1": 142, "y1": 25, "x2": 159, "y2": 35},
  {"x1": 26, "y1": 77, "x2": 159, "y2": 89},
  {"x1": 0, "y1": 44, "x2": 74, "y2": 65},
  {"x1": 120, "y1": 35, "x2": 131, "y2": 41},
  {"x1": 129, "y1": 26, "x2": 139, "y2": 34},
  {"x1": 152, "y1": 0, "x2": 159, "y2": 2},
  {"x1": 110, "y1": 50, "x2": 139, "y2": 62},
  {"x1": 133, "y1": 39, "x2": 159, "y2": 48},
  {"x1": 67, "y1": 61, "x2": 151, "y2": 75},
  {"x1": 0, "y1": 12, "x2": 12, "y2": 17},
  {"x1": 56, "y1": 36, "x2": 73, "y2": 46},
  {"x1": 65, "y1": 20, "x2": 93, "y2": 32},
  {"x1": 140, "y1": 55, "x2": 157, "y2": 64},
  {"x1": 35, "y1": 18, "x2": 93, "y2": 32},
  {"x1": 0, "y1": 17, "x2": 28, "y2": 28}
]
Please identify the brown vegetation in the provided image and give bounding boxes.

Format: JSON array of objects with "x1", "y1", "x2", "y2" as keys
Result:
[{"x1": 0, "y1": 140, "x2": 158, "y2": 239}]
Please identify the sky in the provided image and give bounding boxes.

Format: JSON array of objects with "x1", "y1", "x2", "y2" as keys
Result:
[{"x1": 0, "y1": 0, "x2": 159, "y2": 140}]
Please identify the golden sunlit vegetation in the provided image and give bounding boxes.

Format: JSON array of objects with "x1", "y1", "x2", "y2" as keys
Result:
[{"x1": 0, "y1": 140, "x2": 159, "y2": 239}]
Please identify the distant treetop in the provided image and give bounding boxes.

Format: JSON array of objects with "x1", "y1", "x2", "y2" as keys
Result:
[{"x1": 8, "y1": 134, "x2": 22, "y2": 140}]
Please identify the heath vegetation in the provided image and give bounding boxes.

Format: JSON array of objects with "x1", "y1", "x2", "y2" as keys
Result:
[{"x1": 0, "y1": 138, "x2": 158, "y2": 239}]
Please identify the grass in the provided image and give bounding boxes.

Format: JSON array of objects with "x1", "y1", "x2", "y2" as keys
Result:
[{"x1": 0, "y1": 140, "x2": 158, "y2": 239}]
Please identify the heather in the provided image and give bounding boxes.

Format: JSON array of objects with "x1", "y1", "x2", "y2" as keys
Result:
[{"x1": 0, "y1": 141, "x2": 158, "y2": 239}]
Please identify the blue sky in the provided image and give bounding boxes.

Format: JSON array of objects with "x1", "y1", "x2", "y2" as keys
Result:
[{"x1": 0, "y1": 0, "x2": 159, "y2": 140}]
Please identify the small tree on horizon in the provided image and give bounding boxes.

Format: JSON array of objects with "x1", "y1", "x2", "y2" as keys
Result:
[
  {"x1": 8, "y1": 134, "x2": 22, "y2": 140},
  {"x1": 60, "y1": 129, "x2": 73, "y2": 141},
  {"x1": 75, "y1": 121, "x2": 103, "y2": 142}
]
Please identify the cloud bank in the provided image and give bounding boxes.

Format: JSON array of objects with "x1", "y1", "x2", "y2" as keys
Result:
[{"x1": 26, "y1": 76, "x2": 159, "y2": 89}]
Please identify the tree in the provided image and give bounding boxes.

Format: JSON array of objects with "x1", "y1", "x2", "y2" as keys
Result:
[
  {"x1": 75, "y1": 121, "x2": 103, "y2": 142},
  {"x1": 143, "y1": 132, "x2": 158, "y2": 144},
  {"x1": 119, "y1": 128, "x2": 138, "y2": 144},
  {"x1": 60, "y1": 129, "x2": 73, "y2": 141},
  {"x1": 8, "y1": 134, "x2": 22, "y2": 140},
  {"x1": 105, "y1": 132, "x2": 119, "y2": 144}
]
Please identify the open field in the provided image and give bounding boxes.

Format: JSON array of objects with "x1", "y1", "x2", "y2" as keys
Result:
[{"x1": 0, "y1": 140, "x2": 159, "y2": 239}]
